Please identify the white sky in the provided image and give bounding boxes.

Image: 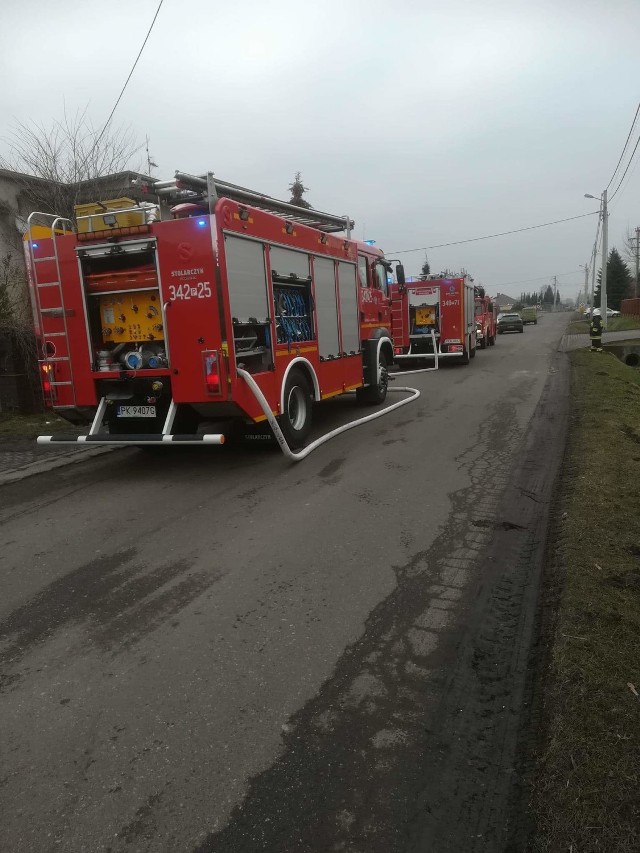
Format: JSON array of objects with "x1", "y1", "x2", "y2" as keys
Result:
[{"x1": 1, "y1": 0, "x2": 639, "y2": 298}]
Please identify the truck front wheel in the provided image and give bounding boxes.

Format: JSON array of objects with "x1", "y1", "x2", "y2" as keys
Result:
[
  {"x1": 278, "y1": 369, "x2": 313, "y2": 449},
  {"x1": 357, "y1": 350, "x2": 389, "y2": 405}
]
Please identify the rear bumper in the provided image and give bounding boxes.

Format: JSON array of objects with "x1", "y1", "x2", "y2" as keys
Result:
[{"x1": 37, "y1": 434, "x2": 225, "y2": 446}]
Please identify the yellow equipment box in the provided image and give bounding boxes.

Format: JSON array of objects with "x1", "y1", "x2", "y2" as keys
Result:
[
  {"x1": 98, "y1": 291, "x2": 164, "y2": 344},
  {"x1": 414, "y1": 305, "x2": 436, "y2": 326},
  {"x1": 75, "y1": 197, "x2": 147, "y2": 233}
]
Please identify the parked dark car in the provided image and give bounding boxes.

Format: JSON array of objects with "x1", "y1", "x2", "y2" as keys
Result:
[{"x1": 497, "y1": 312, "x2": 524, "y2": 334}]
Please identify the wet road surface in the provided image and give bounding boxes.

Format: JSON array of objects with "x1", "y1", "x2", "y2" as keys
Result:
[{"x1": 1, "y1": 314, "x2": 570, "y2": 852}]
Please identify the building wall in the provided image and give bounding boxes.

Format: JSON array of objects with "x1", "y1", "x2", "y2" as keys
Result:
[{"x1": 0, "y1": 172, "x2": 35, "y2": 326}]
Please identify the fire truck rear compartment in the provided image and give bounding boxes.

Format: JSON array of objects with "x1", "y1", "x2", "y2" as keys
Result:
[
  {"x1": 79, "y1": 241, "x2": 168, "y2": 373},
  {"x1": 408, "y1": 289, "x2": 439, "y2": 354}
]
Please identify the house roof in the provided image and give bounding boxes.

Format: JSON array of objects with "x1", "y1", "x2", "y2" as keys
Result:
[{"x1": 494, "y1": 292, "x2": 517, "y2": 306}]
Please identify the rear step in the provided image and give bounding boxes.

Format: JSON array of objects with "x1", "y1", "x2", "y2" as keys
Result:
[
  {"x1": 37, "y1": 434, "x2": 225, "y2": 446},
  {"x1": 36, "y1": 396, "x2": 224, "y2": 446}
]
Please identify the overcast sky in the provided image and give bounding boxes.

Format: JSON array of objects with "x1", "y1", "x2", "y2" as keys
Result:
[{"x1": 2, "y1": 0, "x2": 639, "y2": 298}]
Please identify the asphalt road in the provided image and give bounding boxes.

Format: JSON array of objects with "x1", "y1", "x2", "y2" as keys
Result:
[{"x1": 1, "y1": 313, "x2": 570, "y2": 853}]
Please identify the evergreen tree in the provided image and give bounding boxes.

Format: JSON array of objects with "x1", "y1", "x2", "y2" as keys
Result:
[
  {"x1": 543, "y1": 284, "x2": 554, "y2": 304},
  {"x1": 419, "y1": 255, "x2": 431, "y2": 280},
  {"x1": 288, "y1": 172, "x2": 311, "y2": 209},
  {"x1": 594, "y1": 247, "x2": 631, "y2": 310}
]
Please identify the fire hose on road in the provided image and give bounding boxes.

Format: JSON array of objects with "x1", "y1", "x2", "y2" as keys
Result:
[
  {"x1": 237, "y1": 368, "x2": 420, "y2": 463},
  {"x1": 237, "y1": 332, "x2": 441, "y2": 462}
]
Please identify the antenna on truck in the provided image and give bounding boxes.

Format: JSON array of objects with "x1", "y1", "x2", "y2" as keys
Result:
[{"x1": 152, "y1": 171, "x2": 354, "y2": 236}]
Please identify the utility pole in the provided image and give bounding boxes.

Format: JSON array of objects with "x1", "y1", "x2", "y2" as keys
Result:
[
  {"x1": 583, "y1": 262, "x2": 589, "y2": 307},
  {"x1": 601, "y1": 189, "x2": 608, "y2": 329},
  {"x1": 634, "y1": 225, "x2": 640, "y2": 299},
  {"x1": 553, "y1": 275, "x2": 558, "y2": 311}
]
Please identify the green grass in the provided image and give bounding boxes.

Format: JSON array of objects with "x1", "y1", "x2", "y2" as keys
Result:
[
  {"x1": 533, "y1": 350, "x2": 640, "y2": 852},
  {"x1": 567, "y1": 315, "x2": 640, "y2": 335},
  {"x1": 0, "y1": 410, "x2": 67, "y2": 438}
]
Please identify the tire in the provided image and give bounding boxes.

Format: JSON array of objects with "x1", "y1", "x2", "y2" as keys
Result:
[
  {"x1": 278, "y1": 368, "x2": 313, "y2": 449},
  {"x1": 357, "y1": 350, "x2": 389, "y2": 405},
  {"x1": 489, "y1": 335, "x2": 495, "y2": 346},
  {"x1": 470, "y1": 339, "x2": 476, "y2": 359},
  {"x1": 479, "y1": 334, "x2": 487, "y2": 350},
  {"x1": 460, "y1": 342, "x2": 470, "y2": 365},
  {"x1": 498, "y1": 329, "x2": 503, "y2": 335},
  {"x1": 519, "y1": 328, "x2": 524, "y2": 333},
  {"x1": 534, "y1": 320, "x2": 538, "y2": 325}
]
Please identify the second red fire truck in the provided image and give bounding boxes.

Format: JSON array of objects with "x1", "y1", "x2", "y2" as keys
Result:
[
  {"x1": 390, "y1": 274, "x2": 477, "y2": 365},
  {"x1": 27, "y1": 172, "x2": 406, "y2": 449}
]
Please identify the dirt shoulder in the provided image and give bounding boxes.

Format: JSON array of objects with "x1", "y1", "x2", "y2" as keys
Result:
[{"x1": 532, "y1": 350, "x2": 640, "y2": 852}]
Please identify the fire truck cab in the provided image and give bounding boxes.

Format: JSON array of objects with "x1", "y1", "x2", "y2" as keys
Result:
[{"x1": 27, "y1": 172, "x2": 404, "y2": 449}]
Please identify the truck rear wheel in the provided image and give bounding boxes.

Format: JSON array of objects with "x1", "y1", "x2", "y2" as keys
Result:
[
  {"x1": 479, "y1": 334, "x2": 487, "y2": 350},
  {"x1": 357, "y1": 350, "x2": 389, "y2": 405},
  {"x1": 278, "y1": 368, "x2": 313, "y2": 449}
]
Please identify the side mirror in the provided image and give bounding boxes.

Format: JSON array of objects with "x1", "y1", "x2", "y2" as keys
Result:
[{"x1": 395, "y1": 263, "x2": 406, "y2": 285}]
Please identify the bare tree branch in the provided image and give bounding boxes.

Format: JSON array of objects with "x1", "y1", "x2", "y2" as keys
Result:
[{"x1": 0, "y1": 108, "x2": 143, "y2": 221}]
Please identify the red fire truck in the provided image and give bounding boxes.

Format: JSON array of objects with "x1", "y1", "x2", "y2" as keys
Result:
[
  {"x1": 473, "y1": 286, "x2": 498, "y2": 349},
  {"x1": 26, "y1": 172, "x2": 405, "y2": 449},
  {"x1": 390, "y1": 274, "x2": 477, "y2": 364}
]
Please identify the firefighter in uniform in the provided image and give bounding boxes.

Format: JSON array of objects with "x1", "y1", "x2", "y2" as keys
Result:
[{"x1": 589, "y1": 311, "x2": 603, "y2": 351}]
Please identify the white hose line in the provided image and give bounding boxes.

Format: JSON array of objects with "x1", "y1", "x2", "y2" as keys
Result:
[{"x1": 237, "y1": 368, "x2": 421, "y2": 463}]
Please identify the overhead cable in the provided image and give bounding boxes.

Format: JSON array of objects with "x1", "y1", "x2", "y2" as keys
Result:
[
  {"x1": 609, "y1": 131, "x2": 640, "y2": 202},
  {"x1": 389, "y1": 211, "x2": 599, "y2": 254},
  {"x1": 91, "y1": 0, "x2": 165, "y2": 155},
  {"x1": 606, "y1": 100, "x2": 640, "y2": 190}
]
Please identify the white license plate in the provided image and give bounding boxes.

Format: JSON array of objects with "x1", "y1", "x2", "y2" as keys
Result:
[{"x1": 116, "y1": 405, "x2": 156, "y2": 418}]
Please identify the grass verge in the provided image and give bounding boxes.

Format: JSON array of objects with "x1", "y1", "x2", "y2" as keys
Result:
[
  {"x1": 532, "y1": 350, "x2": 640, "y2": 852},
  {"x1": 0, "y1": 410, "x2": 67, "y2": 439},
  {"x1": 567, "y1": 315, "x2": 640, "y2": 335}
]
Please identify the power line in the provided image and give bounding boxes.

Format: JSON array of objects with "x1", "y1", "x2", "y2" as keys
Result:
[
  {"x1": 609, "y1": 150, "x2": 640, "y2": 210},
  {"x1": 91, "y1": 0, "x2": 165, "y2": 155},
  {"x1": 489, "y1": 271, "x2": 579, "y2": 289},
  {"x1": 389, "y1": 211, "x2": 599, "y2": 254},
  {"x1": 609, "y1": 130, "x2": 640, "y2": 202},
  {"x1": 606, "y1": 100, "x2": 640, "y2": 190}
]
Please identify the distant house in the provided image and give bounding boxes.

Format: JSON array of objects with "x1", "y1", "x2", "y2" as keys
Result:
[
  {"x1": 0, "y1": 168, "x2": 154, "y2": 319},
  {"x1": 494, "y1": 293, "x2": 517, "y2": 311}
]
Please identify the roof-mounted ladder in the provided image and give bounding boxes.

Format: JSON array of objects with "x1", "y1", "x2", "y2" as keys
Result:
[{"x1": 153, "y1": 171, "x2": 354, "y2": 236}]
